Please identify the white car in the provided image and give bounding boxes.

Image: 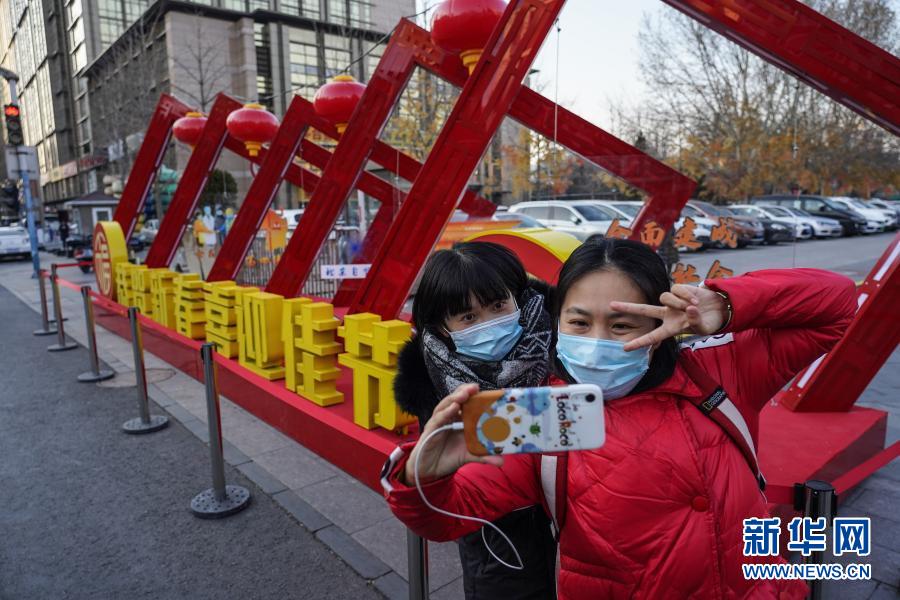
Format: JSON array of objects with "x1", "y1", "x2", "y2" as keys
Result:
[
  {"x1": 856, "y1": 198, "x2": 898, "y2": 230},
  {"x1": 830, "y1": 197, "x2": 891, "y2": 232},
  {"x1": 780, "y1": 206, "x2": 843, "y2": 238},
  {"x1": 508, "y1": 200, "x2": 619, "y2": 240},
  {"x1": 870, "y1": 198, "x2": 900, "y2": 221},
  {"x1": 732, "y1": 204, "x2": 813, "y2": 239},
  {"x1": 0, "y1": 226, "x2": 32, "y2": 260},
  {"x1": 591, "y1": 200, "x2": 712, "y2": 250}
]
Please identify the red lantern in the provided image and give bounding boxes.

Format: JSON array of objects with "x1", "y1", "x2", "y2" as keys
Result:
[
  {"x1": 313, "y1": 75, "x2": 366, "y2": 135},
  {"x1": 225, "y1": 103, "x2": 280, "y2": 157},
  {"x1": 172, "y1": 111, "x2": 207, "y2": 148},
  {"x1": 431, "y1": 0, "x2": 508, "y2": 74}
]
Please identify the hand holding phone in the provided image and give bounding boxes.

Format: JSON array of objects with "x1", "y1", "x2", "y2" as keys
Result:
[
  {"x1": 403, "y1": 383, "x2": 505, "y2": 486},
  {"x1": 462, "y1": 384, "x2": 605, "y2": 456}
]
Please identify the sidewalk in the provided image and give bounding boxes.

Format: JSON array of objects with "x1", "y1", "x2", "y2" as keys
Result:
[
  {"x1": 0, "y1": 255, "x2": 465, "y2": 600},
  {"x1": 0, "y1": 284, "x2": 385, "y2": 599},
  {"x1": 1, "y1": 255, "x2": 897, "y2": 599}
]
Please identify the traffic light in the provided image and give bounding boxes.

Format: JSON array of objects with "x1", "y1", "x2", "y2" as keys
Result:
[{"x1": 4, "y1": 104, "x2": 23, "y2": 146}]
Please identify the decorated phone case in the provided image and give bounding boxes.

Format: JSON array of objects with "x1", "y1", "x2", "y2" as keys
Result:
[{"x1": 462, "y1": 384, "x2": 605, "y2": 456}]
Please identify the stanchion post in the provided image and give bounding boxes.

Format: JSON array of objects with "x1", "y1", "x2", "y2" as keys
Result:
[
  {"x1": 191, "y1": 343, "x2": 251, "y2": 519},
  {"x1": 802, "y1": 480, "x2": 836, "y2": 600},
  {"x1": 122, "y1": 307, "x2": 169, "y2": 433},
  {"x1": 47, "y1": 264, "x2": 78, "y2": 351},
  {"x1": 77, "y1": 286, "x2": 114, "y2": 382},
  {"x1": 33, "y1": 269, "x2": 57, "y2": 336},
  {"x1": 407, "y1": 529, "x2": 429, "y2": 600}
]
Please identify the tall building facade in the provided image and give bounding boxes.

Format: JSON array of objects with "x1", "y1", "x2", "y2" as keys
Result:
[{"x1": 0, "y1": 0, "x2": 414, "y2": 208}]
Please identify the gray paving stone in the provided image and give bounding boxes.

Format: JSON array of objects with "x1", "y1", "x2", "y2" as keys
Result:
[
  {"x1": 253, "y1": 443, "x2": 341, "y2": 491},
  {"x1": 272, "y1": 490, "x2": 332, "y2": 532},
  {"x1": 146, "y1": 384, "x2": 176, "y2": 407},
  {"x1": 221, "y1": 414, "x2": 294, "y2": 458},
  {"x1": 237, "y1": 461, "x2": 288, "y2": 495},
  {"x1": 430, "y1": 576, "x2": 465, "y2": 600},
  {"x1": 222, "y1": 440, "x2": 252, "y2": 466},
  {"x1": 163, "y1": 402, "x2": 196, "y2": 426},
  {"x1": 315, "y1": 525, "x2": 392, "y2": 580},
  {"x1": 352, "y1": 516, "x2": 463, "y2": 591},
  {"x1": 295, "y1": 475, "x2": 394, "y2": 535},
  {"x1": 373, "y1": 571, "x2": 408, "y2": 600},
  {"x1": 178, "y1": 417, "x2": 210, "y2": 443}
]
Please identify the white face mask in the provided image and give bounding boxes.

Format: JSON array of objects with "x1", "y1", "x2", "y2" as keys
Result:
[
  {"x1": 556, "y1": 331, "x2": 651, "y2": 400},
  {"x1": 449, "y1": 309, "x2": 523, "y2": 362}
]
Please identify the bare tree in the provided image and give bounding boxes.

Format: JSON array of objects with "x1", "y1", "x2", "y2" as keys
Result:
[
  {"x1": 170, "y1": 14, "x2": 230, "y2": 113},
  {"x1": 90, "y1": 9, "x2": 168, "y2": 180},
  {"x1": 614, "y1": 0, "x2": 900, "y2": 200}
]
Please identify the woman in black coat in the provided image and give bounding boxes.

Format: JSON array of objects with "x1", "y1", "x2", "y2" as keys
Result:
[{"x1": 393, "y1": 242, "x2": 557, "y2": 600}]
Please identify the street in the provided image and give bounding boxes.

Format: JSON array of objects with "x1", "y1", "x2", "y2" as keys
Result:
[{"x1": 678, "y1": 231, "x2": 896, "y2": 281}]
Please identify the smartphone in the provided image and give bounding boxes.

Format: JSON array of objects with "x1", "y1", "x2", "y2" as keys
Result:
[{"x1": 461, "y1": 384, "x2": 605, "y2": 456}]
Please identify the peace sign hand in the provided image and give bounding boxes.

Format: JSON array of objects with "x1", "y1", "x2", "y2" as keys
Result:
[{"x1": 610, "y1": 284, "x2": 729, "y2": 352}]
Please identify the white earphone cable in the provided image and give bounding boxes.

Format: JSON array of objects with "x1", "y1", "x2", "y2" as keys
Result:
[{"x1": 413, "y1": 423, "x2": 524, "y2": 571}]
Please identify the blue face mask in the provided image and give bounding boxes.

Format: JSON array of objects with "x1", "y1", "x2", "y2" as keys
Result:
[
  {"x1": 449, "y1": 310, "x2": 523, "y2": 362},
  {"x1": 556, "y1": 331, "x2": 651, "y2": 400}
]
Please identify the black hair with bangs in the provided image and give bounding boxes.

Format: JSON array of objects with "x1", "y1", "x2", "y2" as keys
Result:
[
  {"x1": 552, "y1": 238, "x2": 678, "y2": 393},
  {"x1": 413, "y1": 241, "x2": 529, "y2": 337}
]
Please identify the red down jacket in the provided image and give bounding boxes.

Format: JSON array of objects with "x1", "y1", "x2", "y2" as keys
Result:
[{"x1": 382, "y1": 269, "x2": 857, "y2": 599}]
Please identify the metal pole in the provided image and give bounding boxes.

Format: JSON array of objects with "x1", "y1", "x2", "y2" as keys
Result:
[
  {"x1": 4, "y1": 77, "x2": 40, "y2": 279},
  {"x1": 191, "y1": 343, "x2": 251, "y2": 519},
  {"x1": 33, "y1": 269, "x2": 57, "y2": 336},
  {"x1": 406, "y1": 529, "x2": 429, "y2": 600},
  {"x1": 77, "y1": 286, "x2": 114, "y2": 382},
  {"x1": 802, "y1": 480, "x2": 836, "y2": 600},
  {"x1": 122, "y1": 307, "x2": 168, "y2": 434},
  {"x1": 47, "y1": 264, "x2": 77, "y2": 351}
]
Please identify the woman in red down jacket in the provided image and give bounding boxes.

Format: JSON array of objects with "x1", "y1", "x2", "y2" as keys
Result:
[{"x1": 381, "y1": 239, "x2": 857, "y2": 599}]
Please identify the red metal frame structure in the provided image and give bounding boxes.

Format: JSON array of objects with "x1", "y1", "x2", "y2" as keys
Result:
[
  {"x1": 205, "y1": 95, "x2": 495, "y2": 284},
  {"x1": 112, "y1": 94, "x2": 191, "y2": 240},
  {"x1": 776, "y1": 234, "x2": 900, "y2": 412},
  {"x1": 662, "y1": 0, "x2": 900, "y2": 137},
  {"x1": 142, "y1": 93, "x2": 449, "y2": 272},
  {"x1": 264, "y1": 14, "x2": 697, "y2": 307}
]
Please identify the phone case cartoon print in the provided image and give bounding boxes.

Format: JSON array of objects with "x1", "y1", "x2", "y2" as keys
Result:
[{"x1": 462, "y1": 385, "x2": 604, "y2": 456}]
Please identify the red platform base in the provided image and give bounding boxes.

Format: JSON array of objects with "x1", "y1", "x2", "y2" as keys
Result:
[
  {"x1": 759, "y1": 401, "x2": 887, "y2": 518},
  {"x1": 90, "y1": 297, "x2": 888, "y2": 497}
]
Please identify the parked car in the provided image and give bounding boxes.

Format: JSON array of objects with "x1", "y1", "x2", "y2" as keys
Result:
[
  {"x1": 686, "y1": 200, "x2": 761, "y2": 247},
  {"x1": 490, "y1": 212, "x2": 547, "y2": 228},
  {"x1": 679, "y1": 203, "x2": 730, "y2": 248},
  {"x1": 727, "y1": 206, "x2": 795, "y2": 244},
  {"x1": 139, "y1": 218, "x2": 160, "y2": 244},
  {"x1": 830, "y1": 197, "x2": 892, "y2": 231},
  {"x1": 710, "y1": 204, "x2": 766, "y2": 245},
  {"x1": 779, "y1": 206, "x2": 843, "y2": 238},
  {"x1": 730, "y1": 204, "x2": 812, "y2": 240},
  {"x1": 594, "y1": 200, "x2": 712, "y2": 251},
  {"x1": 750, "y1": 195, "x2": 870, "y2": 235},
  {"x1": 848, "y1": 198, "x2": 898, "y2": 230},
  {"x1": 869, "y1": 198, "x2": 900, "y2": 220},
  {"x1": 508, "y1": 200, "x2": 619, "y2": 240},
  {"x1": 0, "y1": 226, "x2": 31, "y2": 260}
]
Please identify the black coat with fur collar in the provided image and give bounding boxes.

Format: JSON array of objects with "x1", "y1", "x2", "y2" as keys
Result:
[{"x1": 393, "y1": 280, "x2": 557, "y2": 600}]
